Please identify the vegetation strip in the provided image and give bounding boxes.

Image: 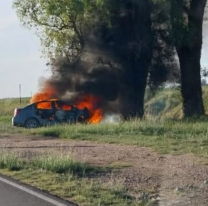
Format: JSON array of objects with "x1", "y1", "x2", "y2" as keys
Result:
[
  {"x1": 1, "y1": 90, "x2": 208, "y2": 157},
  {"x1": 0, "y1": 150, "x2": 144, "y2": 206},
  {"x1": 29, "y1": 119, "x2": 208, "y2": 157},
  {"x1": 1, "y1": 94, "x2": 208, "y2": 205}
]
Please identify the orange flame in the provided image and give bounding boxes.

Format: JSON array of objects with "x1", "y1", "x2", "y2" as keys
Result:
[
  {"x1": 30, "y1": 87, "x2": 57, "y2": 104},
  {"x1": 75, "y1": 95, "x2": 103, "y2": 124},
  {"x1": 30, "y1": 88, "x2": 103, "y2": 123},
  {"x1": 36, "y1": 102, "x2": 52, "y2": 109}
]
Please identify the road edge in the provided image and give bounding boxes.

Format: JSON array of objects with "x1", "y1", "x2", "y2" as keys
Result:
[{"x1": 0, "y1": 173, "x2": 77, "y2": 206}]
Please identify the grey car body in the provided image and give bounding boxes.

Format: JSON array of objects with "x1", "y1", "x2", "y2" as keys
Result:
[{"x1": 12, "y1": 100, "x2": 90, "y2": 128}]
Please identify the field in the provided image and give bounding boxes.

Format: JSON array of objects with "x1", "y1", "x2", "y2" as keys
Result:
[{"x1": 1, "y1": 89, "x2": 208, "y2": 205}]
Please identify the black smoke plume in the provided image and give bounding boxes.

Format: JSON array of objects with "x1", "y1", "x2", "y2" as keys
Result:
[
  {"x1": 36, "y1": 0, "x2": 176, "y2": 118},
  {"x1": 42, "y1": 35, "x2": 124, "y2": 115}
]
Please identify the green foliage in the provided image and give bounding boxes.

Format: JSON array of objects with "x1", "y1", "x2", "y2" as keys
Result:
[
  {"x1": 151, "y1": 0, "x2": 193, "y2": 47},
  {"x1": 13, "y1": 0, "x2": 103, "y2": 60},
  {"x1": 169, "y1": 0, "x2": 189, "y2": 47}
]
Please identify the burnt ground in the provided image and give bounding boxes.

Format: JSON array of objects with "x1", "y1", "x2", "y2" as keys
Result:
[{"x1": 1, "y1": 135, "x2": 208, "y2": 206}]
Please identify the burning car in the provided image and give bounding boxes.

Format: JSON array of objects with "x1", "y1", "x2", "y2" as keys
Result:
[{"x1": 12, "y1": 100, "x2": 90, "y2": 128}]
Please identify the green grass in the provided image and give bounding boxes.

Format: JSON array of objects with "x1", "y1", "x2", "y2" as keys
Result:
[
  {"x1": 0, "y1": 97, "x2": 29, "y2": 116},
  {"x1": 27, "y1": 118, "x2": 208, "y2": 156},
  {"x1": 0, "y1": 151, "x2": 25, "y2": 171},
  {"x1": 0, "y1": 115, "x2": 27, "y2": 136},
  {"x1": 0, "y1": 97, "x2": 30, "y2": 135},
  {"x1": 1, "y1": 88, "x2": 208, "y2": 157},
  {"x1": 1, "y1": 169, "x2": 141, "y2": 206},
  {"x1": 0, "y1": 150, "x2": 106, "y2": 175},
  {"x1": 32, "y1": 154, "x2": 107, "y2": 176},
  {"x1": 2, "y1": 91, "x2": 208, "y2": 205},
  {"x1": 0, "y1": 151, "x2": 144, "y2": 206},
  {"x1": 145, "y1": 88, "x2": 182, "y2": 118}
]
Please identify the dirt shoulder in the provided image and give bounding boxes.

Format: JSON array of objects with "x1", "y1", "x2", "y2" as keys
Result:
[{"x1": 1, "y1": 135, "x2": 208, "y2": 206}]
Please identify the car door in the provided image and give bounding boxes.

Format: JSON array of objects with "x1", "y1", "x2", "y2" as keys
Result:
[{"x1": 35, "y1": 101, "x2": 54, "y2": 120}]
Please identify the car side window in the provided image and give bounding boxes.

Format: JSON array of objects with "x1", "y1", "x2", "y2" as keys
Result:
[
  {"x1": 56, "y1": 102, "x2": 71, "y2": 111},
  {"x1": 36, "y1": 102, "x2": 52, "y2": 109},
  {"x1": 55, "y1": 102, "x2": 61, "y2": 110}
]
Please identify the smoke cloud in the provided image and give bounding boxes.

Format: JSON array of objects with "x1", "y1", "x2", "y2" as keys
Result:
[
  {"x1": 39, "y1": 33, "x2": 124, "y2": 115},
  {"x1": 33, "y1": 0, "x2": 154, "y2": 119}
]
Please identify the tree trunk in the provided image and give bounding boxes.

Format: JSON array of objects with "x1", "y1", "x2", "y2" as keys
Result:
[
  {"x1": 177, "y1": 45, "x2": 205, "y2": 117},
  {"x1": 119, "y1": 0, "x2": 153, "y2": 118},
  {"x1": 172, "y1": 0, "x2": 206, "y2": 117},
  {"x1": 122, "y1": 52, "x2": 151, "y2": 118}
]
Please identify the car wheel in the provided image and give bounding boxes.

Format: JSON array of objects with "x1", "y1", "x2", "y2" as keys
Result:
[{"x1": 24, "y1": 118, "x2": 39, "y2": 128}]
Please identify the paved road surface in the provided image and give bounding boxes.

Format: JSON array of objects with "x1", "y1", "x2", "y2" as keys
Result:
[{"x1": 0, "y1": 175, "x2": 75, "y2": 206}]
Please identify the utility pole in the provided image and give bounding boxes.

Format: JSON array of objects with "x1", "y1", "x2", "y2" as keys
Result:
[{"x1": 19, "y1": 84, "x2": 21, "y2": 104}]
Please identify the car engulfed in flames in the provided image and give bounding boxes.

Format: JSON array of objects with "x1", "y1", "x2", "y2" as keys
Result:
[{"x1": 12, "y1": 100, "x2": 92, "y2": 128}]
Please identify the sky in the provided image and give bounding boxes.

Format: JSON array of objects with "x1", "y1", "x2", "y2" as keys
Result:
[
  {"x1": 0, "y1": 1, "x2": 208, "y2": 99},
  {"x1": 0, "y1": 0, "x2": 50, "y2": 99}
]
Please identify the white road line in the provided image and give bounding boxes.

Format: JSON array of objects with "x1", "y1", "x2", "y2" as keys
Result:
[{"x1": 0, "y1": 176, "x2": 69, "y2": 206}]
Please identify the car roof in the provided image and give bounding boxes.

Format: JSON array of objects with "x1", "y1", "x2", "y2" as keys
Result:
[{"x1": 31, "y1": 100, "x2": 74, "y2": 107}]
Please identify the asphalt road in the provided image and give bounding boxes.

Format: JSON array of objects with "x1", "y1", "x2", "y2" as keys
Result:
[{"x1": 0, "y1": 175, "x2": 75, "y2": 206}]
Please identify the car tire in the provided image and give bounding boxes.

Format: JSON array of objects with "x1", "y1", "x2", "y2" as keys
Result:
[{"x1": 24, "y1": 118, "x2": 39, "y2": 128}]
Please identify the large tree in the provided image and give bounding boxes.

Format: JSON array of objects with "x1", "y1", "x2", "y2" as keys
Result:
[
  {"x1": 99, "y1": 0, "x2": 153, "y2": 118},
  {"x1": 171, "y1": 0, "x2": 207, "y2": 117},
  {"x1": 13, "y1": 0, "x2": 179, "y2": 118},
  {"x1": 14, "y1": 0, "x2": 154, "y2": 118}
]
